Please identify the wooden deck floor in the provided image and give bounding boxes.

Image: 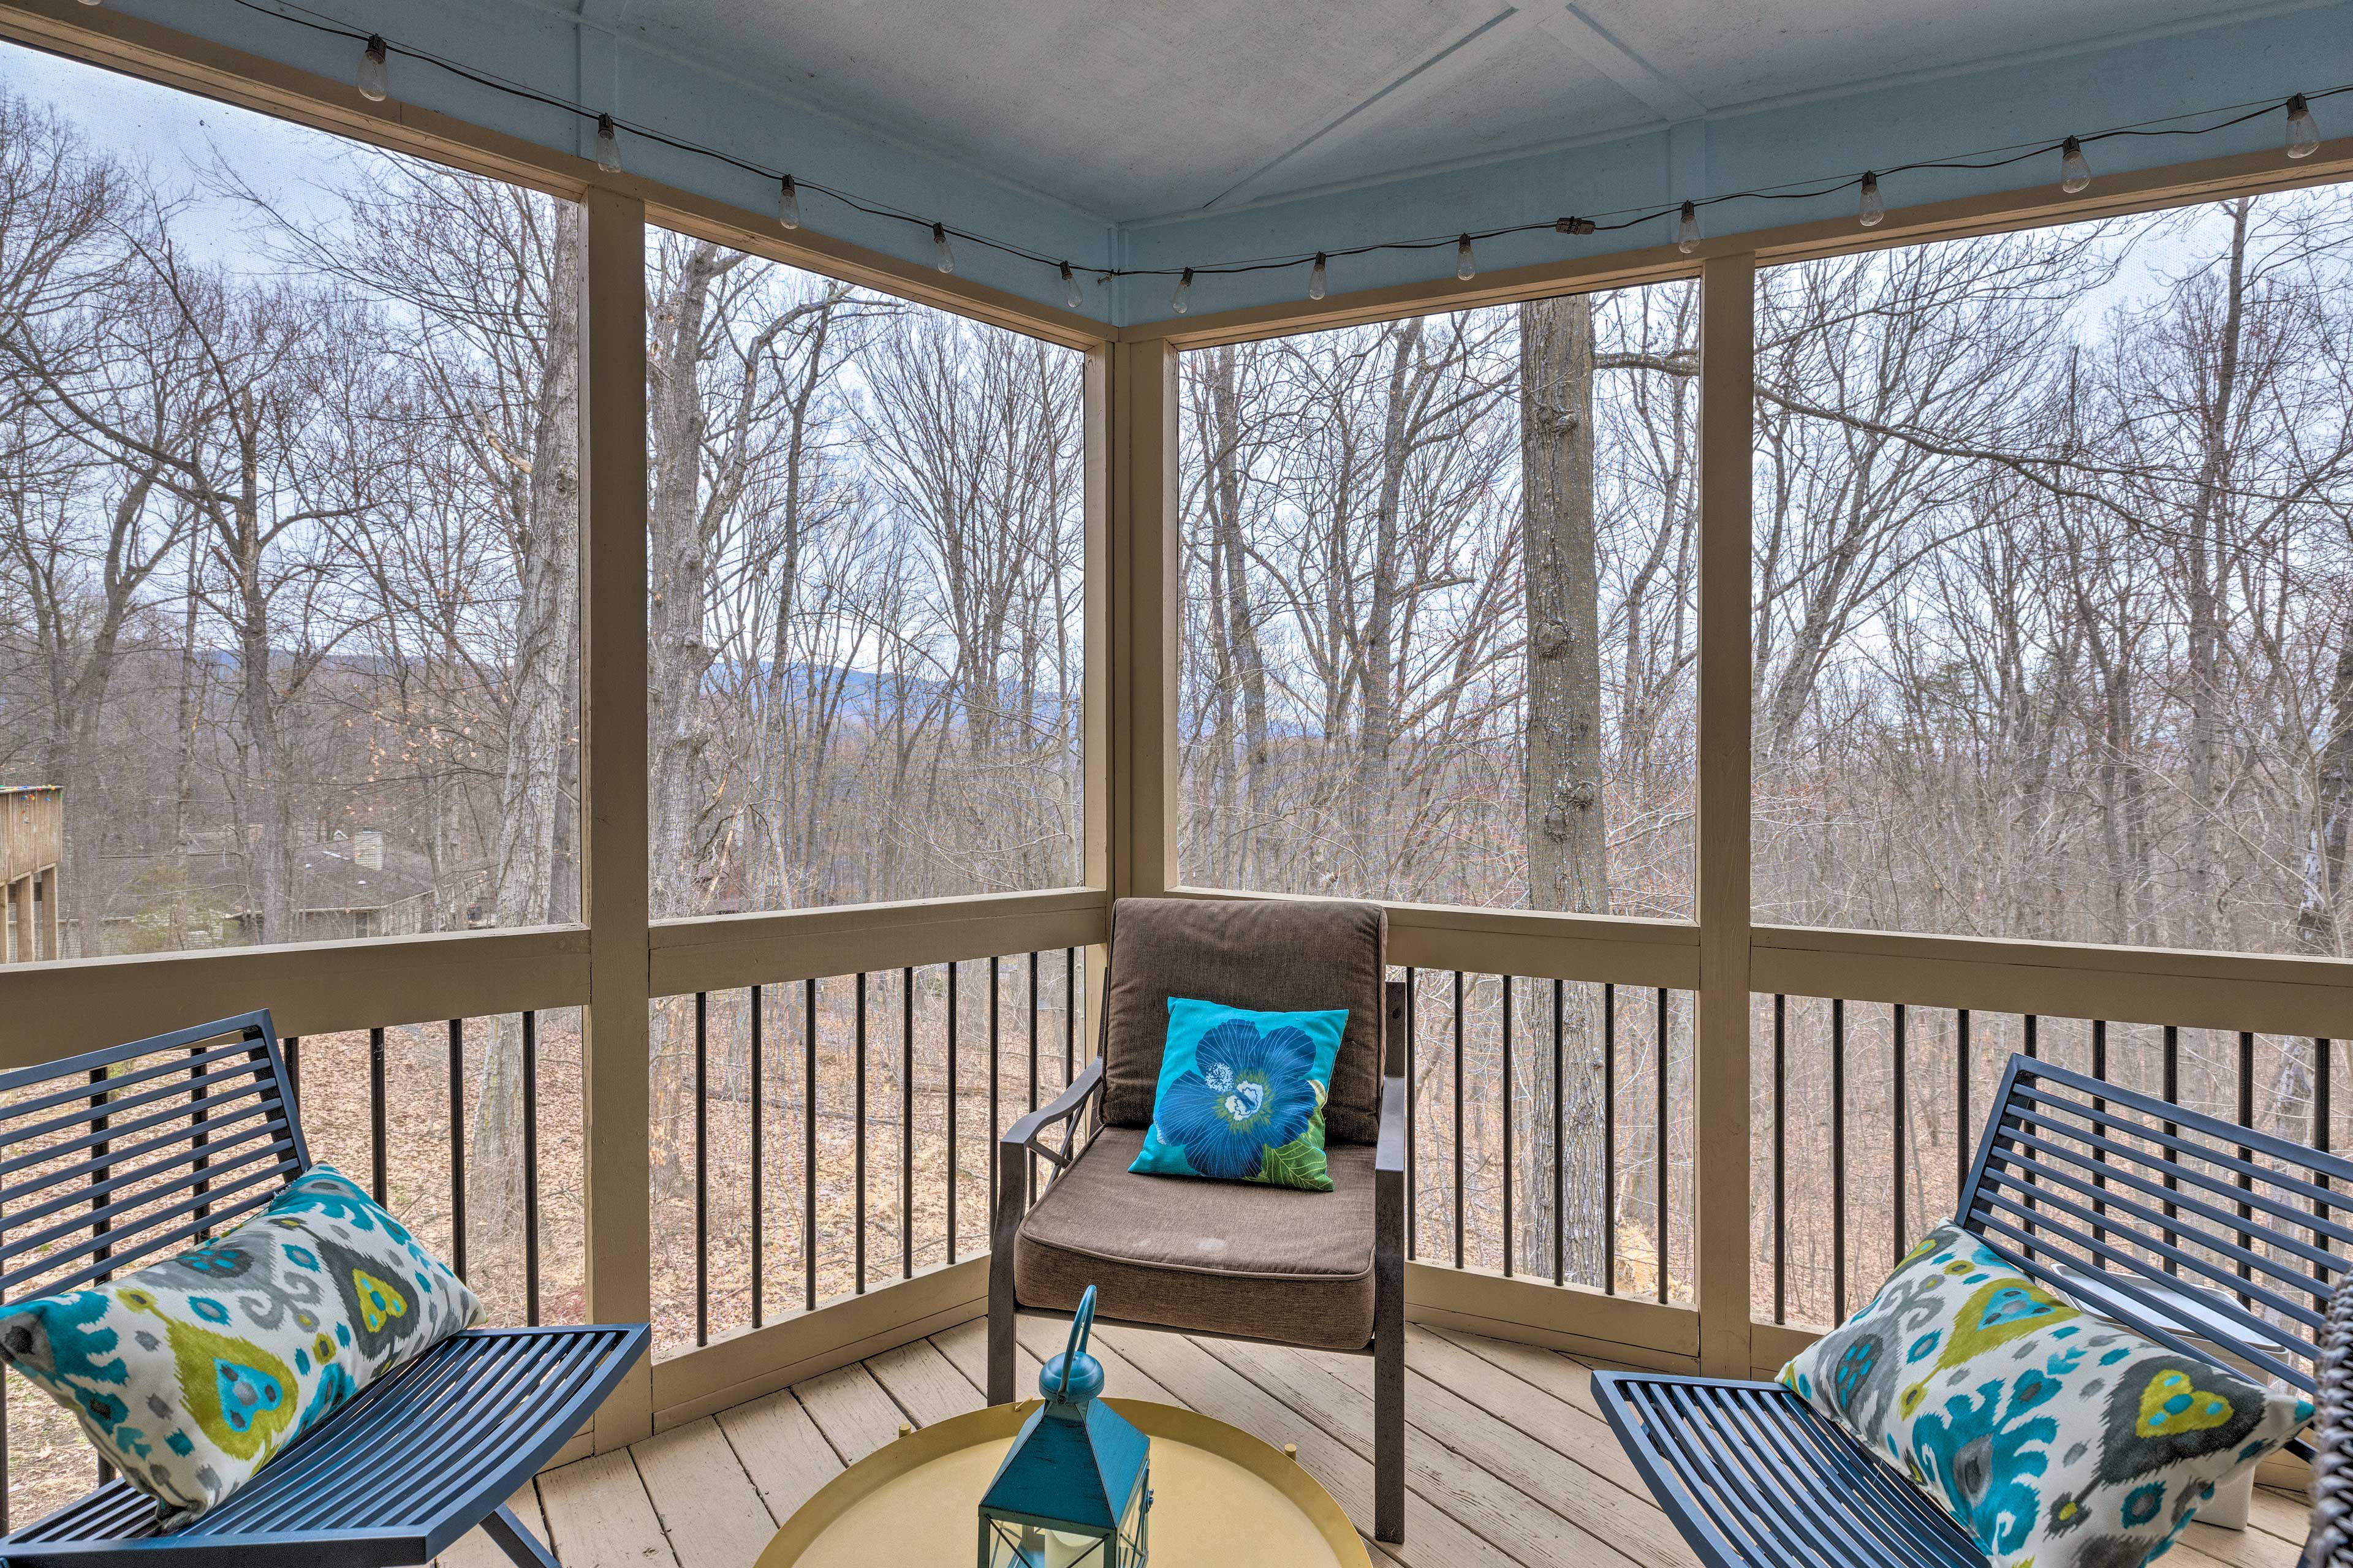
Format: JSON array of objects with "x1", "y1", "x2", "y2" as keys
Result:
[{"x1": 438, "y1": 1320, "x2": 2316, "y2": 1568}]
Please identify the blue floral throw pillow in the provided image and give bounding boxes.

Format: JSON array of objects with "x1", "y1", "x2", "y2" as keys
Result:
[
  {"x1": 1777, "y1": 1221, "x2": 2309, "y2": 1568},
  {"x1": 1128, "y1": 998, "x2": 1346, "y2": 1192},
  {"x1": 0, "y1": 1164, "x2": 480, "y2": 1528}
]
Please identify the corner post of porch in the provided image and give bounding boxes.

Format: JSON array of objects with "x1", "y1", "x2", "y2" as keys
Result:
[
  {"x1": 1109, "y1": 336, "x2": 1178, "y2": 905},
  {"x1": 1694, "y1": 251, "x2": 1756, "y2": 1380},
  {"x1": 579, "y1": 185, "x2": 656, "y2": 1448}
]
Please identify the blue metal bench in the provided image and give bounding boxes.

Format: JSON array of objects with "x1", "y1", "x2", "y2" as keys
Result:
[
  {"x1": 1596, "y1": 1050, "x2": 2352, "y2": 1567},
  {"x1": 0, "y1": 1010, "x2": 648, "y2": 1567}
]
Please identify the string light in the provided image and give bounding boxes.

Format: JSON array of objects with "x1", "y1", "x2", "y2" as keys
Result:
[
  {"x1": 1455, "y1": 235, "x2": 1476, "y2": 281},
  {"x1": 357, "y1": 35, "x2": 388, "y2": 102},
  {"x1": 1170, "y1": 267, "x2": 1194, "y2": 314},
  {"x1": 2287, "y1": 94, "x2": 2320, "y2": 158},
  {"x1": 214, "y1": 7, "x2": 2353, "y2": 309},
  {"x1": 777, "y1": 175, "x2": 801, "y2": 229},
  {"x1": 2059, "y1": 135, "x2": 2091, "y2": 192},
  {"x1": 1858, "y1": 171, "x2": 1884, "y2": 227},
  {"x1": 1061, "y1": 262, "x2": 1083, "y2": 310}
]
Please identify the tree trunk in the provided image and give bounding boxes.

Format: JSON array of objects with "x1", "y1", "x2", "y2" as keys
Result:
[
  {"x1": 2182, "y1": 200, "x2": 2249, "y2": 949},
  {"x1": 1517, "y1": 294, "x2": 1607, "y2": 1278}
]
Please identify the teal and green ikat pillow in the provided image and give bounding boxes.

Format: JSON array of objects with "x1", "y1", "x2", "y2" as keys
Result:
[
  {"x1": 1776, "y1": 1220, "x2": 2309, "y2": 1568},
  {"x1": 1128, "y1": 997, "x2": 1346, "y2": 1191},
  {"x1": 0, "y1": 1164, "x2": 481, "y2": 1528}
]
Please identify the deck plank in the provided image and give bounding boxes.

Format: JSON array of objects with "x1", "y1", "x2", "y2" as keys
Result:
[
  {"x1": 1403, "y1": 1327, "x2": 1658, "y2": 1501},
  {"x1": 631, "y1": 1417, "x2": 779, "y2": 1568},
  {"x1": 862, "y1": 1336, "x2": 988, "y2": 1426},
  {"x1": 792, "y1": 1362, "x2": 913, "y2": 1466},
  {"x1": 536, "y1": 1449, "x2": 675, "y2": 1568},
  {"x1": 1204, "y1": 1334, "x2": 1684, "y2": 1568},
  {"x1": 714, "y1": 1388, "x2": 846, "y2": 1524},
  {"x1": 1094, "y1": 1323, "x2": 1520, "y2": 1568}
]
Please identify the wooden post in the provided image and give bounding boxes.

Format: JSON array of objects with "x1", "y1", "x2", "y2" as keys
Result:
[
  {"x1": 1694, "y1": 252, "x2": 1756, "y2": 1379},
  {"x1": 578, "y1": 187, "x2": 654, "y2": 1449},
  {"x1": 1109, "y1": 338, "x2": 1177, "y2": 903}
]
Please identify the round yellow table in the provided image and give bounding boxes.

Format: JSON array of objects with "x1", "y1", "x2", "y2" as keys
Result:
[{"x1": 757, "y1": 1399, "x2": 1372, "y2": 1567}]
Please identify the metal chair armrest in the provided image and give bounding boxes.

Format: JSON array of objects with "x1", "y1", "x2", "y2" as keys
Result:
[
  {"x1": 1376, "y1": 1072, "x2": 1406, "y2": 1175},
  {"x1": 1002, "y1": 1056, "x2": 1104, "y2": 1168}
]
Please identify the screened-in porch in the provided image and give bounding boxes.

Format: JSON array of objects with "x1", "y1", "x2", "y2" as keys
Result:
[{"x1": 1, "y1": 1, "x2": 2352, "y2": 1564}]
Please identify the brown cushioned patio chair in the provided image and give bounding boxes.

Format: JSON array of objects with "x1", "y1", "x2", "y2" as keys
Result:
[{"x1": 988, "y1": 896, "x2": 1408, "y2": 1543}]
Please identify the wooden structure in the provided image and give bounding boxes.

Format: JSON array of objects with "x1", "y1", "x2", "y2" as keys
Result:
[
  {"x1": 0, "y1": 7, "x2": 2345, "y2": 1564},
  {"x1": 1, "y1": 784, "x2": 61, "y2": 964}
]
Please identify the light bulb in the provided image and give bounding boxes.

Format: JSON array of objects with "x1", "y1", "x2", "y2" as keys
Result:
[
  {"x1": 357, "y1": 36, "x2": 389, "y2": 102},
  {"x1": 1455, "y1": 235, "x2": 1476, "y2": 281},
  {"x1": 1061, "y1": 262, "x2": 1083, "y2": 311},
  {"x1": 2059, "y1": 136, "x2": 2090, "y2": 194},
  {"x1": 931, "y1": 222, "x2": 955, "y2": 274},
  {"x1": 1676, "y1": 200, "x2": 1700, "y2": 254},
  {"x1": 2287, "y1": 94, "x2": 2319, "y2": 159},
  {"x1": 594, "y1": 115, "x2": 622, "y2": 175},
  {"x1": 777, "y1": 176, "x2": 801, "y2": 229},
  {"x1": 1170, "y1": 267, "x2": 1194, "y2": 314},
  {"x1": 1858, "y1": 172, "x2": 1884, "y2": 228},
  {"x1": 1308, "y1": 252, "x2": 1327, "y2": 300}
]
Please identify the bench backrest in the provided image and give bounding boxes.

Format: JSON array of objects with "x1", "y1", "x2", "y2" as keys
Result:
[
  {"x1": 0, "y1": 1010, "x2": 306, "y2": 1308},
  {"x1": 1959, "y1": 1051, "x2": 2353, "y2": 1393}
]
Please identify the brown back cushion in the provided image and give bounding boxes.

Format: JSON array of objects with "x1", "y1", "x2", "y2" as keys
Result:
[{"x1": 1101, "y1": 897, "x2": 1387, "y2": 1145}]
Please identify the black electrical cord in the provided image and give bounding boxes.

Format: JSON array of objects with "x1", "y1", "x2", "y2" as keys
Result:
[{"x1": 225, "y1": 0, "x2": 2349, "y2": 294}]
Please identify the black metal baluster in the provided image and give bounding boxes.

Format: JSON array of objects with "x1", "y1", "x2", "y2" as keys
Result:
[
  {"x1": 284, "y1": 1036, "x2": 301, "y2": 1115},
  {"x1": 1452, "y1": 969, "x2": 1466, "y2": 1271},
  {"x1": 988, "y1": 956, "x2": 1001, "y2": 1235},
  {"x1": 449, "y1": 1019, "x2": 467, "y2": 1281},
  {"x1": 1604, "y1": 982, "x2": 1617, "y2": 1297},
  {"x1": 2237, "y1": 1029, "x2": 2256, "y2": 1301},
  {"x1": 2024, "y1": 1013, "x2": 2037, "y2": 1059},
  {"x1": 1065, "y1": 947, "x2": 1078, "y2": 1089},
  {"x1": 1656, "y1": 987, "x2": 1669, "y2": 1301},
  {"x1": 1892, "y1": 1002, "x2": 1907, "y2": 1260},
  {"x1": 695, "y1": 991, "x2": 709, "y2": 1346},
  {"x1": 2090, "y1": 1018, "x2": 2109, "y2": 1222},
  {"x1": 2317, "y1": 1039, "x2": 2333, "y2": 1273},
  {"x1": 1404, "y1": 968, "x2": 1417, "y2": 1260},
  {"x1": 2162, "y1": 1023, "x2": 2180, "y2": 1273},
  {"x1": 1955, "y1": 1009, "x2": 1971, "y2": 1200},
  {"x1": 751, "y1": 987, "x2": 763, "y2": 1329},
  {"x1": 369, "y1": 1026, "x2": 387, "y2": 1207},
  {"x1": 1832, "y1": 996, "x2": 1847, "y2": 1320},
  {"x1": 947, "y1": 961, "x2": 959, "y2": 1265},
  {"x1": 523, "y1": 1010, "x2": 540, "y2": 1326},
  {"x1": 903, "y1": 967, "x2": 915, "y2": 1279},
  {"x1": 1501, "y1": 975, "x2": 1515, "y2": 1278},
  {"x1": 855, "y1": 972, "x2": 868, "y2": 1296},
  {"x1": 1552, "y1": 979, "x2": 1566, "y2": 1289},
  {"x1": 1773, "y1": 993, "x2": 1786, "y2": 1325},
  {"x1": 191, "y1": 1043, "x2": 213, "y2": 1231},
  {"x1": 805, "y1": 976, "x2": 819, "y2": 1312},
  {"x1": 1028, "y1": 951, "x2": 1040, "y2": 1208}
]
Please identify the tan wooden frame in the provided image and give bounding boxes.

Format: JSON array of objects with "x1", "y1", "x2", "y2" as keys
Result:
[{"x1": 0, "y1": 0, "x2": 2349, "y2": 1433}]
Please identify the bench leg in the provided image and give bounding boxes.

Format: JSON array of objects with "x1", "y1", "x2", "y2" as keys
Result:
[
  {"x1": 1374, "y1": 1307, "x2": 1404, "y2": 1542},
  {"x1": 484, "y1": 1502, "x2": 561, "y2": 1568}
]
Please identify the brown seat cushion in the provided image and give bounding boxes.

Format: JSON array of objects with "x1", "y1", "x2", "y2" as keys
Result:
[
  {"x1": 1012, "y1": 1126, "x2": 1377, "y2": 1353},
  {"x1": 1100, "y1": 897, "x2": 1387, "y2": 1145}
]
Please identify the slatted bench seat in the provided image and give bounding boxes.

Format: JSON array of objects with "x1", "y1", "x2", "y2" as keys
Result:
[
  {"x1": 1596, "y1": 1050, "x2": 2350, "y2": 1567},
  {"x1": 0, "y1": 1010, "x2": 648, "y2": 1568}
]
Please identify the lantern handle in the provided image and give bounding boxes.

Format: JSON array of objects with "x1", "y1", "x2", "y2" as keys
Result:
[{"x1": 1058, "y1": 1285, "x2": 1099, "y2": 1399}]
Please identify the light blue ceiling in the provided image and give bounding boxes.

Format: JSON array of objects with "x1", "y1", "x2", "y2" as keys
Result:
[{"x1": 90, "y1": 1, "x2": 2353, "y2": 325}]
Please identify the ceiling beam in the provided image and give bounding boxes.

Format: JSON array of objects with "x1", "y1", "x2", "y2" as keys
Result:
[{"x1": 1533, "y1": 3, "x2": 1707, "y2": 124}]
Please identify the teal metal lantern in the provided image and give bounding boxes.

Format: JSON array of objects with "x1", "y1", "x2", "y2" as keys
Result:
[{"x1": 979, "y1": 1286, "x2": 1151, "y2": 1567}]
